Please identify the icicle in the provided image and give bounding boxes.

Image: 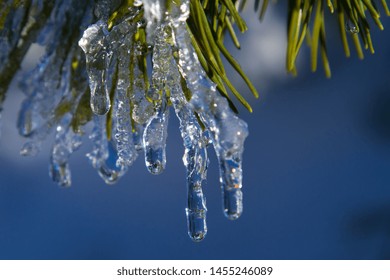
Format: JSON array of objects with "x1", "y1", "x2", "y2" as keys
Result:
[
  {"x1": 171, "y1": 0, "x2": 248, "y2": 220},
  {"x1": 79, "y1": 21, "x2": 111, "y2": 115},
  {"x1": 18, "y1": 51, "x2": 69, "y2": 137},
  {"x1": 49, "y1": 114, "x2": 83, "y2": 187},
  {"x1": 112, "y1": 31, "x2": 138, "y2": 168},
  {"x1": 143, "y1": 98, "x2": 169, "y2": 175},
  {"x1": 130, "y1": 42, "x2": 154, "y2": 125},
  {"x1": 79, "y1": 5, "x2": 141, "y2": 117},
  {"x1": 143, "y1": 22, "x2": 209, "y2": 240},
  {"x1": 18, "y1": 1, "x2": 92, "y2": 153},
  {"x1": 87, "y1": 116, "x2": 127, "y2": 184},
  {"x1": 167, "y1": 48, "x2": 209, "y2": 241},
  {"x1": 19, "y1": 53, "x2": 73, "y2": 155},
  {"x1": 78, "y1": 21, "x2": 111, "y2": 115},
  {"x1": 142, "y1": 25, "x2": 172, "y2": 175}
]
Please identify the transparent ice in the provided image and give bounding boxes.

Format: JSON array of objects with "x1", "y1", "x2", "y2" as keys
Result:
[
  {"x1": 170, "y1": 0, "x2": 248, "y2": 220},
  {"x1": 143, "y1": 97, "x2": 169, "y2": 175},
  {"x1": 49, "y1": 114, "x2": 83, "y2": 187},
  {"x1": 87, "y1": 116, "x2": 128, "y2": 184},
  {"x1": 18, "y1": 1, "x2": 93, "y2": 156},
  {"x1": 130, "y1": 43, "x2": 155, "y2": 125},
  {"x1": 166, "y1": 39, "x2": 209, "y2": 241},
  {"x1": 79, "y1": 21, "x2": 112, "y2": 115},
  {"x1": 112, "y1": 27, "x2": 138, "y2": 168},
  {"x1": 1, "y1": 0, "x2": 250, "y2": 241}
]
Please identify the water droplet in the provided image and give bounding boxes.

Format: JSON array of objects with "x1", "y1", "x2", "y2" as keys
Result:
[{"x1": 346, "y1": 19, "x2": 359, "y2": 34}]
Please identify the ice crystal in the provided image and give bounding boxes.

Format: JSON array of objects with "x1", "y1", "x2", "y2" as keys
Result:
[{"x1": 0, "y1": 0, "x2": 249, "y2": 241}]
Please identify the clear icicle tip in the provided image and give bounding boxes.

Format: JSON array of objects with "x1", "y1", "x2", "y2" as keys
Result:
[
  {"x1": 223, "y1": 188, "x2": 243, "y2": 220},
  {"x1": 186, "y1": 208, "x2": 207, "y2": 242},
  {"x1": 49, "y1": 162, "x2": 71, "y2": 187}
]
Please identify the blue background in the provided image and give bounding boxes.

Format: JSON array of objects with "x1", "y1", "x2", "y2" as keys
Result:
[{"x1": 1, "y1": 8, "x2": 390, "y2": 259}]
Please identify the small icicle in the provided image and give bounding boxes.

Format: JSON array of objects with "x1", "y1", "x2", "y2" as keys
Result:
[
  {"x1": 79, "y1": 21, "x2": 111, "y2": 115},
  {"x1": 171, "y1": 1, "x2": 248, "y2": 220},
  {"x1": 18, "y1": 49, "x2": 75, "y2": 156},
  {"x1": 143, "y1": 97, "x2": 169, "y2": 175},
  {"x1": 18, "y1": 47, "x2": 72, "y2": 138},
  {"x1": 112, "y1": 30, "x2": 138, "y2": 168},
  {"x1": 49, "y1": 114, "x2": 83, "y2": 187},
  {"x1": 87, "y1": 116, "x2": 127, "y2": 184},
  {"x1": 142, "y1": 24, "x2": 172, "y2": 175},
  {"x1": 17, "y1": 2, "x2": 92, "y2": 155},
  {"x1": 131, "y1": 51, "x2": 154, "y2": 124}
]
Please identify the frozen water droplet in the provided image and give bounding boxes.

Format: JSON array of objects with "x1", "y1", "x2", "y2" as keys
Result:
[
  {"x1": 145, "y1": 154, "x2": 164, "y2": 174},
  {"x1": 20, "y1": 142, "x2": 40, "y2": 157},
  {"x1": 346, "y1": 19, "x2": 359, "y2": 34},
  {"x1": 98, "y1": 140, "x2": 127, "y2": 184}
]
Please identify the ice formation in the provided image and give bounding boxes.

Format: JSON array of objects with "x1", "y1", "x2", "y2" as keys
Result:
[{"x1": 0, "y1": 0, "x2": 249, "y2": 241}]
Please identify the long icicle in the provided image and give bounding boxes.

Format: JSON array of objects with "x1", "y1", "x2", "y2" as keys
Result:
[{"x1": 171, "y1": 0, "x2": 248, "y2": 220}]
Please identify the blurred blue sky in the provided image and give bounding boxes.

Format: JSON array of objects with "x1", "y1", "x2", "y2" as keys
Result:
[{"x1": 1, "y1": 7, "x2": 390, "y2": 260}]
